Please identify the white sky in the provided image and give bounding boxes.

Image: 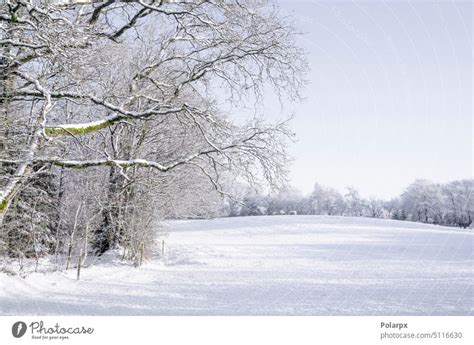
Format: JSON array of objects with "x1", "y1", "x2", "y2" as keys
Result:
[{"x1": 272, "y1": 0, "x2": 473, "y2": 198}]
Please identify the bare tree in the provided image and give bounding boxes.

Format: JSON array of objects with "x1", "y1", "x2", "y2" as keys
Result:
[
  {"x1": 366, "y1": 197, "x2": 384, "y2": 218},
  {"x1": 1, "y1": 1, "x2": 306, "y2": 256},
  {"x1": 442, "y1": 180, "x2": 473, "y2": 228},
  {"x1": 310, "y1": 183, "x2": 345, "y2": 216},
  {"x1": 344, "y1": 186, "x2": 364, "y2": 216}
]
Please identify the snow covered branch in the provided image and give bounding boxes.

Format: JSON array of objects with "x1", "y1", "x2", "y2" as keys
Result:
[{"x1": 0, "y1": 0, "x2": 305, "y2": 232}]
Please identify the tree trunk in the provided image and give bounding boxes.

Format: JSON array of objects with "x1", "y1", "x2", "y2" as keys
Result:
[{"x1": 94, "y1": 167, "x2": 123, "y2": 255}]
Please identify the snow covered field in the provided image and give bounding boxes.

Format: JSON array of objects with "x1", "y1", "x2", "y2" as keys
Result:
[{"x1": 0, "y1": 216, "x2": 472, "y2": 315}]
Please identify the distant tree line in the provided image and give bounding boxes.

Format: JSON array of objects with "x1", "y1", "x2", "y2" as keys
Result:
[{"x1": 226, "y1": 179, "x2": 473, "y2": 229}]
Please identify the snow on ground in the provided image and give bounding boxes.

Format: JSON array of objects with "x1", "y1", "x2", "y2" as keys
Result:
[{"x1": 0, "y1": 216, "x2": 472, "y2": 315}]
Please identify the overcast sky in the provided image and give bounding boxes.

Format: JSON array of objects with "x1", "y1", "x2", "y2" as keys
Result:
[{"x1": 270, "y1": 0, "x2": 472, "y2": 199}]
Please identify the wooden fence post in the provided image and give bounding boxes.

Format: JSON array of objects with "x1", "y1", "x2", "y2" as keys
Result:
[{"x1": 139, "y1": 242, "x2": 144, "y2": 266}]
